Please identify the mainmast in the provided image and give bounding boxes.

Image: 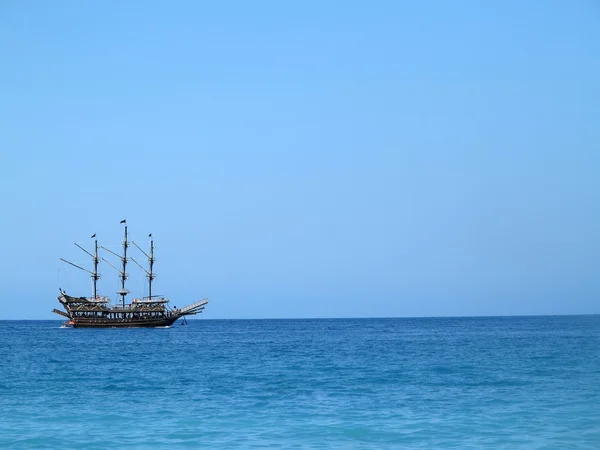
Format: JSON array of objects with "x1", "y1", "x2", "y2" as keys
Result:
[
  {"x1": 120, "y1": 220, "x2": 128, "y2": 308},
  {"x1": 149, "y1": 234, "x2": 155, "y2": 299},
  {"x1": 100, "y1": 221, "x2": 130, "y2": 308},
  {"x1": 93, "y1": 237, "x2": 99, "y2": 299}
]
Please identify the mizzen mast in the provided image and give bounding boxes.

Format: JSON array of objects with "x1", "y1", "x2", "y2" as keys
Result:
[{"x1": 132, "y1": 233, "x2": 156, "y2": 299}]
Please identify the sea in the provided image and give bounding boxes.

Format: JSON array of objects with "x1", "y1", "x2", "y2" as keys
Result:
[{"x1": 0, "y1": 316, "x2": 599, "y2": 449}]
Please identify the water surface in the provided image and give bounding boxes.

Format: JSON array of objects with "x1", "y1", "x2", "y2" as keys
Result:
[{"x1": 1, "y1": 316, "x2": 599, "y2": 448}]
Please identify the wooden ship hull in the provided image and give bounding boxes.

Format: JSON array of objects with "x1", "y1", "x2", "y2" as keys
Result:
[
  {"x1": 62, "y1": 317, "x2": 178, "y2": 328},
  {"x1": 55, "y1": 293, "x2": 208, "y2": 328},
  {"x1": 54, "y1": 222, "x2": 208, "y2": 328},
  {"x1": 54, "y1": 294, "x2": 208, "y2": 328}
]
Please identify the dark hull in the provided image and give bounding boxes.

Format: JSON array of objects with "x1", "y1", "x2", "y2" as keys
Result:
[
  {"x1": 71, "y1": 316, "x2": 181, "y2": 328},
  {"x1": 55, "y1": 293, "x2": 207, "y2": 328}
]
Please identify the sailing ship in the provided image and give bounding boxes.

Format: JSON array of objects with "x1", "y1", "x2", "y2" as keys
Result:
[{"x1": 54, "y1": 221, "x2": 208, "y2": 328}]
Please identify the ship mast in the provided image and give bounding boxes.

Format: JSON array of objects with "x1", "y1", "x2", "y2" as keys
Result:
[
  {"x1": 131, "y1": 234, "x2": 156, "y2": 299},
  {"x1": 99, "y1": 221, "x2": 132, "y2": 308},
  {"x1": 61, "y1": 233, "x2": 100, "y2": 299},
  {"x1": 120, "y1": 221, "x2": 128, "y2": 308},
  {"x1": 93, "y1": 238, "x2": 99, "y2": 299},
  {"x1": 149, "y1": 234, "x2": 155, "y2": 299}
]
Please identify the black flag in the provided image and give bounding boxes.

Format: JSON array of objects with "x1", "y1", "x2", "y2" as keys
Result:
[
  {"x1": 120, "y1": 219, "x2": 126, "y2": 224},
  {"x1": 149, "y1": 233, "x2": 152, "y2": 238},
  {"x1": 91, "y1": 233, "x2": 96, "y2": 238}
]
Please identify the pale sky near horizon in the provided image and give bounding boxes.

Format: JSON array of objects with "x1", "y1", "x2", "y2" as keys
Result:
[{"x1": 1, "y1": 1, "x2": 599, "y2": 319}]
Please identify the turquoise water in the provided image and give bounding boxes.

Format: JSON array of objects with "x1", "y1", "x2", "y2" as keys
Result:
[{"x1": 1, "y1": 316, "x2": 599, "y2": 448}]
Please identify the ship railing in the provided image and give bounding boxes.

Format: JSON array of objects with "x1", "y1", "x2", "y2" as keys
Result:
[
  {"x1": 87, "y1": 296, "x2": 111, "y2": 303},
  {"x1": 110, "y1": 305, "x2": 166, "y2": 311},
  {"x1": 132, "y1": 297, "x2": 168, "y2": 304}
]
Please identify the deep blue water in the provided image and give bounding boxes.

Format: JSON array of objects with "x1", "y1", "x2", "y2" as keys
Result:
[{"x1": 1, "y1": 316, "x2": 599, "y2": 449}]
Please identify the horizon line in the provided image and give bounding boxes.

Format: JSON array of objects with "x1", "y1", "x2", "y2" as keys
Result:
[{"x1": 2, "y1": 313, "x2": 599, "y2": 321}]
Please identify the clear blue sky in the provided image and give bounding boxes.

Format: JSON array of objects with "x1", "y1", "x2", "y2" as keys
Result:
[{"x1": 1, "y1": 1, "x2": 599, "y2": 319}]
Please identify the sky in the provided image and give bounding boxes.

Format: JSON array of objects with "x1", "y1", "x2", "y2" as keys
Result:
[{"x1": 1, "y1": 0, "x2": 599, "y2": 319}]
